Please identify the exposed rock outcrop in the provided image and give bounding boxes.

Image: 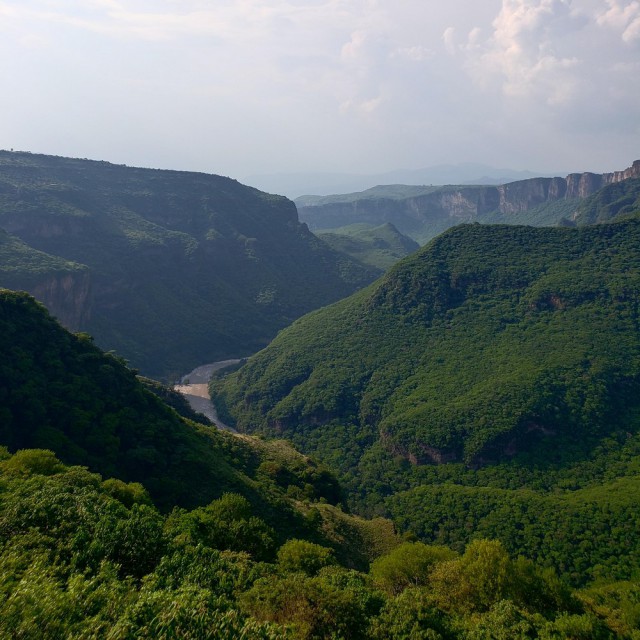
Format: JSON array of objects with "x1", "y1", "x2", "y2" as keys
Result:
[{"x1": 32, "y1": 271, "x2": 91, "y2": 330}]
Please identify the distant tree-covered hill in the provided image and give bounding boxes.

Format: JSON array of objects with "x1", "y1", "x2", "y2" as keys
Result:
[
  {"x1": 316, "y1": 223, "x2": 419, "y2": 272},
  {"x1": 212, "y1": 215, "x2": 640, "y2": 584},
  {"x1": 0, "y1": 151, "x2": 377, "y2": 378}
]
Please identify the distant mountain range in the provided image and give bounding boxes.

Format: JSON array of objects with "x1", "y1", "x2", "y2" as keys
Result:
[{"x1": 244, "y1": 163, "x2": 561, "y2": 199}]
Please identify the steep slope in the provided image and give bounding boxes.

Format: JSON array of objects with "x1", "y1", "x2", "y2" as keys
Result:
[
  {"x1": 0, "y1": 151, "x2": 376, "y2": 378},
  {"x1": 212, "y1": 217, "x2": 640, "y2": 582},
  {"x1": 316, "y1": 223, "x2": 420, "y2": 271},
  {"x1": 0, "y1": 289, "x2": 338, "y2": 511},
  {"x1": 296, "y1": 160, "x2": 640, "y2": 243},
  {"x1": 0, "y1": 228, "x2": 90, "y2": 327}
]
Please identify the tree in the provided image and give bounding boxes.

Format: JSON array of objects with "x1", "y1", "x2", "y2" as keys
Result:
[
  {"x1": 277, "y1": 539, "x2": 336, "y2": 576},
  {"x1": 370, "y1": 542, "x2": 457, "y2": 595}
]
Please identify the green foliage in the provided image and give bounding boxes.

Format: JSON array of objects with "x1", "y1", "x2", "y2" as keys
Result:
[
  {"x1": 0, "y1": 448, "x2": 634, "y2": 639},
  {"x1": 277, "y1": 539, "x2": 336, "y2": 576},
  {"x1": 370, "y1": 542, "x2": 457, "y2": 594},
  {"x1": 240, "y1": 572, "x2": 371, "y2": 639},
  {"x1": 101, "y1": 478, "x2": 152, "y2": 508},
  {"x1": 166, "y1": 494, "x2": 276, "y2": 561},
  {"x1": 0, "y1": 448, "x2": 66, "y2": 476},
  {"x1": 370, "y1": 588, "x2": 452, "y2": 639},
  {"x1": 213, "y1": 218, "x2": 640, "y2": 586}
]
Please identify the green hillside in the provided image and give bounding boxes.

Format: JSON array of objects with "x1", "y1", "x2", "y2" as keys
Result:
[
  {"x1": 0, "y1": 151, "x2": 376, "y2": 378},
  {"x1": 3, "y1": 288, "x2": 624, "y2": 638},
  {"x1": 212, "y1": 216, "x2": 640, "y2": 585},
  {"x1": 0, "y1": 289, "x2": 333, "y2": 517},
  {"x1": 316, "y1": 223, "x2": 420, "y2": 271}
]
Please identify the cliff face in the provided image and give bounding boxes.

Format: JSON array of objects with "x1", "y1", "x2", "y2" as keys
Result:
[
  {"x1": 31, "y1": 271, "x2": 91, "y2": 330},
  {"x1": 0, "y1": 227, "x2": 92, "y2": 331},
  {"x1": 297, "y1": 160, "x2": 640, "y2": 243},
  {"x1": 566, "y1": 159, "x2": 640, "y2": 198},
  {"x1": 499, "y1": 160, "x2": 640, "y2": 212}
]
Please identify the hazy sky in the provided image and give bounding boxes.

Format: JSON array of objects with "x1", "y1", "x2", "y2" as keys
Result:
[{"x1": 1, "y1": 0, "x2": 638, "y2": 180}]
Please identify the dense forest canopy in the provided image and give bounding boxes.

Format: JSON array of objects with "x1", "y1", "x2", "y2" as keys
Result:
[
  {"x1": 212, "y1": 215, "x2": 640, "y2": 588},
  {"x1": 4, "y1": 288, "x2": 636, "y2": 637}
]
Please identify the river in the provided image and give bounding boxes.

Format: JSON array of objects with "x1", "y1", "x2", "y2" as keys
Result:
[{"x1": 173, "y1": 359, "x2": 243, "y2": 433}]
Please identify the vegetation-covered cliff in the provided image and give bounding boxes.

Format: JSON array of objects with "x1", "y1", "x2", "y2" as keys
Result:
[{"x1": 0, "y1": 151, "x2": 377, "y2": 378}]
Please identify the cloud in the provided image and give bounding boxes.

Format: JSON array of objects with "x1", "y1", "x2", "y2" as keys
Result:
[
  {"x1": 462, "y1": 0, "x2": 585, "y2": 104},
  {"x1": 597, "y1": 0, "x2": 640, "y2": 43},
  {"x1": 1, "y1": 0, "x2": 638, "y2": 176},
  {"x1": 442, "y1": 26, "x2": 456, "y2": 54}
]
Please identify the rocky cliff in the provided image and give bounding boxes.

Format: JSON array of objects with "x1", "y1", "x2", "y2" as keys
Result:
[
  {"x1": 0, "y1": 228, "x2": 92, "y2": 330},
  {"x1": 31, "y1": 271, "x2": 92, "y2": 329},
  {"x1": 297, "y1": 160, "x2": 640, "y2": 243}
]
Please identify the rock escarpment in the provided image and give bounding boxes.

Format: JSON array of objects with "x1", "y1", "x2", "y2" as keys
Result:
[
  {"x1": 31, "y1": 271, "x2": 92, "y2": 329},
  {"x1": 297, "y1": 160, "x2": 640, "y2": 243}
]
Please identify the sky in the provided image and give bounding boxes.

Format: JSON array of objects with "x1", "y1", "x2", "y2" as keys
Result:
[{"x1": 0, "y1": 0, "x2": 639, "y2": 182}]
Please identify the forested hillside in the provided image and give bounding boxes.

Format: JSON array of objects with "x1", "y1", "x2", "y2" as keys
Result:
[
  {"x1": 4, "y1": 287, "x2": 634, "y2": 637},
  {"x1": 212, "y1": 215, "x2": 640, "y2": 586},
  {"x1": 0, "y1": 151, "x2": 377, "y2": 378}
]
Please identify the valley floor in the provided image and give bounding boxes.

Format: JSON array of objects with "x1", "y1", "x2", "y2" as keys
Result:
[{"x1": 175, "y1": 359, "x2": 243, "y2": 432}]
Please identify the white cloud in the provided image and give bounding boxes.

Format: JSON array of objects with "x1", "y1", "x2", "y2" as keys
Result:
[
  {"x1": 464, "y1": 0, "x2": 584, "y2": 104},
  {"x1": 597, "y1": 0, "x2": 640, "y2": 43},
  {"x1": 0, "y1": 0, "x2": 638, "y2": 177},
  {"x1": 442, "y1": 26, "x2": 457, "y2": 54}
]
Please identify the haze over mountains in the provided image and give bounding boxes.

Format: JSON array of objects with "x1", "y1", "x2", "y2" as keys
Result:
[{"x1": 245, "y1": 163, "x2": 560, "y2": 199}]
